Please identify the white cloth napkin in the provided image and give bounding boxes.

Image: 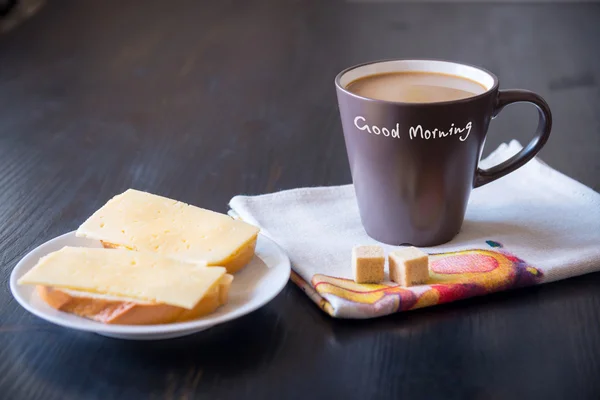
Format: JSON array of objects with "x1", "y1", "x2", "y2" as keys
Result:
[{"x1": 229, "y1": 141, "x2": 600, "y2": 318}]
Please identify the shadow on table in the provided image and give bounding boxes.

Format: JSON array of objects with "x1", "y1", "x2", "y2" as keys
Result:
[
  {"x1": 315, "y1": 271, "x2": 600, "y2": 346},
  {"x1": 6, "y1": 307, "x2": 286, "y2": 394},
  {"x1": 0, "y1": 0, "x2": 44, "y2": 34}
]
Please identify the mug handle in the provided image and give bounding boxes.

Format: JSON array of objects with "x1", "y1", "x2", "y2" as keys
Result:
[{"x1": 474, "y1": 89, "x2": 552, "y2": 188}]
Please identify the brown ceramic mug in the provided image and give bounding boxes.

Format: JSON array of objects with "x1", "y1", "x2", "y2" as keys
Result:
[{"x1": 335, "y1": 59, "x2": 552, "y2": 246}]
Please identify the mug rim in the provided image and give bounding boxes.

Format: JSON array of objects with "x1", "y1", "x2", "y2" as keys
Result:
[{"x1": 334, "y1": 58, "x2": 500, "y2": 107}]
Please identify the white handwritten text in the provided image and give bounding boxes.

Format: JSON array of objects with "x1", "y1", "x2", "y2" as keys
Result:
[{"x1": 353, "y1": 116, "x2": 473, "y2": 142}]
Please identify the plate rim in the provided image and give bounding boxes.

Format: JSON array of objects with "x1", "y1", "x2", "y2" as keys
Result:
[{"x1": 9, "y1": 230, "x2": 291, "y2": 335}]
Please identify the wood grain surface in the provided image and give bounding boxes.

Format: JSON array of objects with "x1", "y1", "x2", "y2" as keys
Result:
[{"x1": 1, "y1": 1, "x2": 599, "y2": 399}]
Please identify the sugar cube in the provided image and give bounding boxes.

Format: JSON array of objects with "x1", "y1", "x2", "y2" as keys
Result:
[
  {"x1": 352, "y1": 245, "x2": 385, "y2": 284},
  {"x1": 389, "y1": 247, "x2": 429, "y2": 286}
]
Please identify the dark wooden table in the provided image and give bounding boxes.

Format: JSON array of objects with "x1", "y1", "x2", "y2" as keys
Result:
[{"x1": 1, "y1": 1, "x2": 599, "y2": 399}]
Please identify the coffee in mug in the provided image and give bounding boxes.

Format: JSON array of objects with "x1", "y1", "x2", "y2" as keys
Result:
[
  {"x1": 345, "y1": 71, "x2": 487, "y2": 103},
  {"x1": 335, "y1": 59, "x2": 552, "y2": 246}
]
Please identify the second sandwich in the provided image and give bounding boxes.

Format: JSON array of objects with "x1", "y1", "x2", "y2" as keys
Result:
[{"x1": 76, "y1": 189, "x2": 260, "y2": 274}]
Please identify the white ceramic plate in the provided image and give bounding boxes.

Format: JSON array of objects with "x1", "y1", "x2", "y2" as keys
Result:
[{"x1": 10, "y1": 231, "x2": 291, "y2": 340}]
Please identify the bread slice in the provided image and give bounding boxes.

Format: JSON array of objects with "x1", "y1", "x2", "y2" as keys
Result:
[
  {"x1": 76, "y1": 189, "x2": 260, "y2": 274},
  {"x1": 19, "y1": 246, "x2": 234, "y2": 325},
  {"x1": 37, "y1": 274, "x2": 233, "y2": 325}
]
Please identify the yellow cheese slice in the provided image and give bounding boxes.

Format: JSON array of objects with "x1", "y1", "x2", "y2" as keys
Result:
[
  {"x1": 75, "y1": 189, "x2": 260, "y2": 268},
  {"x1": 18, "y1": 246, "x2": 227, "y2": 309}
]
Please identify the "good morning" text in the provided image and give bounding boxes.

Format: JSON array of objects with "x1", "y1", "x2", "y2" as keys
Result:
[{"x1": 354, "y1": 116, "x2": 472, "y2": 142}]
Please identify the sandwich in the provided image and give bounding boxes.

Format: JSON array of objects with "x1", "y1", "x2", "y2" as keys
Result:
[
  {"x1": 18, "y1": 246, "x2": 233, "y2": 325},
  {"x1": 76, "y1": 189, "x2": 260, "y2": 274}
]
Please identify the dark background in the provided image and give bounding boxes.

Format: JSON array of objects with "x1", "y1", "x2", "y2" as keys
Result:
[{"x1": 1, "y1": 1, "x2": 599, "y2": 399}]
